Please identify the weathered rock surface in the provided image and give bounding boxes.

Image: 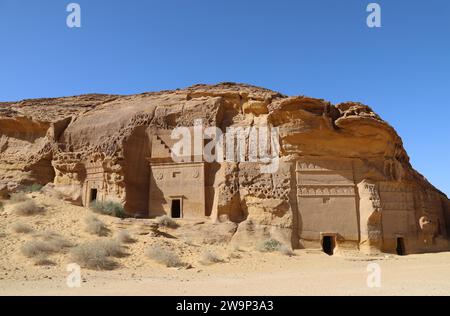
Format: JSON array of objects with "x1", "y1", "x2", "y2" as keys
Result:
[{"x1": 0, "y1": 83, "x2": 448, "y2": 254}]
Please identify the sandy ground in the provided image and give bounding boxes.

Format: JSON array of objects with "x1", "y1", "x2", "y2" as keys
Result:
[{"x1": 1, "y1": 192, "x2": 450, "y2": 296}]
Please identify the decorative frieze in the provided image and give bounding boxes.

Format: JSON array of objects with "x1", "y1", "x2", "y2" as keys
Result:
[
  {"x1": 297, "y1": 185, "x2": 356, "y2": 197},
  {"x1": 296, "y1": 160, "x2": 353, "y2": 172},
  {"x1": 86, "y1": 167, "x2": 104, "y2": 174}
]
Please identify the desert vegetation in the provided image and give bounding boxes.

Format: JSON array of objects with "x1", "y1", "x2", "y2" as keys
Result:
[
  {"x1": 97, "y1": 239, "x2": 127, "y2": 257},
  {"x1": 116, "y1": 230, "x2": 135, "y2": 244},
  {"x1": 155, "y1": 215, "x2": 179, "y2": 229},
  {"x1": 70, "y1": 238, "x2": 127, "y2": 270},
  {"x1": 84, "y1": 215, "x2": 109, "y2": 236},
  {"x1": 256, "y1": 238, "x2": 294, "y2": 256},
  {"x1": 10, "y1": 222, "x2": 33, "y2": 234},
  {"x1": 12, "y1": 199, "x2": 44, "y2": 216},
  {"x1": 1, "y1": 188, "x2": 306, "y2": 290},
  {"x1": 21, "y1": 184, "x2": 43, "y2": 193},
  {"x1": 145, "y1": 244, "x2": 185, "y2": 268},
  {"x1": 256, "y1": 238, "x2": 282, "y2": 252},
  {"x1": 90, "y1": 200, "x2": 126, "y2": 218},
  {"x1": 33, "y1": 255, "x2": 55, "y2": 266},
  {"x1": 21, "y1": 231, "x2": 73, "y2": 265}
]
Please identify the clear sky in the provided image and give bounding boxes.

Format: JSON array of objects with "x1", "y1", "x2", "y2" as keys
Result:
[{"x1": 0, "y1": 0, "x2": 449, "y2": 195}]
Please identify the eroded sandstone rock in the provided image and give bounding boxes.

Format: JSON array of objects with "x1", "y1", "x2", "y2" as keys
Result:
[{"x1": 0, "y1": 83, "x2": 448, "y2": 255}]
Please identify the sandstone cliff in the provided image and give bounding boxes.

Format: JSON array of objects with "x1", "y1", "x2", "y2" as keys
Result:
[{"x1": 1, "y1": 83, "x2": 448, "y2": 255}]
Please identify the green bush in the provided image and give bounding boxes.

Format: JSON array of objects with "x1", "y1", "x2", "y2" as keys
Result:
[
  {"x1": 90, "y1": 200, "x2": 127, "y2": 219},
  {"x1": 22, "y1": 184, "x2": 43, "y2": 193},
  {"x1": 256, "y1": 239, "x2": 295, "y2": 256},
  {"x1": 256, "y1": 239, "x2": 282, "y2": 253}
]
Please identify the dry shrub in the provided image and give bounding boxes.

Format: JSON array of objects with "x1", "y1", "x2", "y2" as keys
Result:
[
  {"x1": 10, "y1": 222, "x2": 33, "y2": 234},
  {"x1": 70, "y1": 239, "x2": 124, "y2": 270},
  {"x1": 145, "y1": 244, "x2": 184, "y2": 267},
  {"x1": 199, "y1": 250, "x2": 224, "y2": 265},
  {"x1": 21, "y1": 241, "x2": 50, "y2": 258},
  {"x1": 84, "y1": 215, "x2": 109, "y2": 236},
  {"x1": 21, "y1": 232, "x2": 72, "y2": 259},
  {"x1": 33, "y1": 231, "x2": 73, "y2": 249},
  {"x1": 71, "y1": 243, "x2": 115, "y2": 270},
  {"x1": 12, "y1": 199, "x2": 44, "y2": 216},
  {"x1": 90, "y1": 201, "x2": 127, "y2": 219},
  {"x1": 116, "y1": 230, "x2": 135, "y2": 244},
  {"x1": 97, "y1": 239, "x2": 127, "y2": 257},
  {"x1": 156, "y1": 215, "x2": 179, "y2": 229},
  {"x1": 33, "y1": 254, "x2": 55, "y2": 266},
  {"x1": 10, "y1": 192, "x2": 28, "y2": 203}
]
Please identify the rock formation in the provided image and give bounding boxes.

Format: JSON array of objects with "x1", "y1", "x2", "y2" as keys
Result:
[{"x1": 1, "y1": 83, "x2": 449, "y2": 255}]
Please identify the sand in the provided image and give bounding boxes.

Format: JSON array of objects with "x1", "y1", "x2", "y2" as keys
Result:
[{"x1": 1, "y1": 192, "x2": 450, "y2": 296}]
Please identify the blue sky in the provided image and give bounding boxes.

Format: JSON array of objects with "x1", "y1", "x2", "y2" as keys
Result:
[{"x1": 0, "y1": 0, "x2": 449, "y2": 195}]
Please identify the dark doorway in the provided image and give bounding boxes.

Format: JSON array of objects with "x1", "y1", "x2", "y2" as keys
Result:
[
  {"x1": 171, "y1": 199, "x2": 181, "y2": 218},
  {"x1": 90, "y1": 189, "x2": 98, "y2": 202},
  {"x1": 322, "y1": 235, "x2": 335, "y2": 256},
  {"x1": 396, "y1": 237, "x2": 406, "y2": 256}
]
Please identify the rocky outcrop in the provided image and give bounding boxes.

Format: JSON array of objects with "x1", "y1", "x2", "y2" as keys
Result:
[
  {"x1": 0, "y1": 83, "x2": 448, "y2": 255},
  {"x1": 0, "y1": 94, "x2": 117, "y2": 191}
]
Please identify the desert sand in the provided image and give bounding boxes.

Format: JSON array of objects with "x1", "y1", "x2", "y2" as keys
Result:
[{"x1": 0, "y1": 192, "x2": 449, "y2": 296}]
